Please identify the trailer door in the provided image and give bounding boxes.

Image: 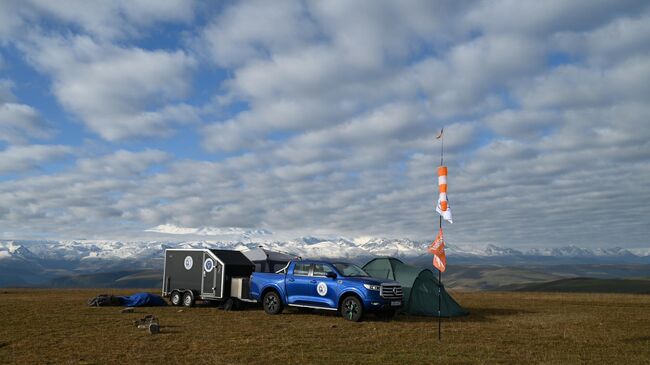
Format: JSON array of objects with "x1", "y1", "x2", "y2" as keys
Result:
[{"x1": 201, "y1": 252, "x2": 219, "y2": 297}]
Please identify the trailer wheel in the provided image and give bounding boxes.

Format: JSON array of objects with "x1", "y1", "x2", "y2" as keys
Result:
[
  {"x1": 262, "y1": 290, "x2": 283, "y2": 315},
  {"x1": 182, "y1": 291, "x2": 195, "y2": 307},
  {"x1": 340, "y1": 295, "x2": 364, "y2": 322},
  {"x1": 170, "y1": 291, "x2": 182, "y2": 306}
]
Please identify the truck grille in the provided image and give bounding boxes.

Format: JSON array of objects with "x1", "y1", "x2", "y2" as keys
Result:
[{"x1": 380, "y1": 284, "x2": 403, "y2": 299}]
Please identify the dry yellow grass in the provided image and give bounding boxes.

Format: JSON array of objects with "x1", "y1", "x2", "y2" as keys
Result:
[{"x1": 0, "y1": 289, "x2": 649, "y2": 364}]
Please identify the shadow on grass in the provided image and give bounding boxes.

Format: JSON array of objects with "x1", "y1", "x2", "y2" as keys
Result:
[
  {"x1": 455, "y1": 307, "x2": 534, "y2": 322},
  {"x1": 396, "y1": 307, "x2": 534, "y2": 323},
  {"x1": 159, "y1": 302, "x2": 532, "y2": 323},
  {"x1": 209, "y1": 306, "x2": 533, "y2": 323},
  {"x1": 0, "y1": 342, "x2": 8, "y2": 349}
]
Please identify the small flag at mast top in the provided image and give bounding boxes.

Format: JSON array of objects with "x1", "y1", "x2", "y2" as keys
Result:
[
  {"x1": 436, "y1": 128, "x2": 444, "y2": 139},
  {"x1": 428, "y1": 228, "x2": 447, "y2": 272}
]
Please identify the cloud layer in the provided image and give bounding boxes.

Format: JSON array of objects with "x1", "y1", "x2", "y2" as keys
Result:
[{"x1": 0, "y1": 1, "x2": 648, "y2": 248}]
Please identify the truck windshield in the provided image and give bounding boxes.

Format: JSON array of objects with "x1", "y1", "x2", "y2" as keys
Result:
[{"x1": 333, "y1": 263, "x2": 369, "y2": 277}]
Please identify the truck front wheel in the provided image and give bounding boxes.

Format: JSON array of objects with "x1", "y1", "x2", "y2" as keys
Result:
[
  {"x1": 262, "y1": 291, "x2": 283, "y2": 315},
  {"x1": 341, "y1": 296, "x2": 364, "y2": 322}
]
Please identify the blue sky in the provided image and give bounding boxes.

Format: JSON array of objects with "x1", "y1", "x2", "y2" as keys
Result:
[{"x1": 0, "y1": 0, "x2": 649, "y2": 248}]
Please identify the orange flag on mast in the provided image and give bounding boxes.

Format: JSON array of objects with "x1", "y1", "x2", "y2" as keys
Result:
[{"x1": 428, "y1": 228, "x2": 447, "y2": 272}]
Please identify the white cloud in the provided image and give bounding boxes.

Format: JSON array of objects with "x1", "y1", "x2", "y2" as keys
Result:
[
  {"x1": 146, "y1": 224, "x2": 272, "y2": 238},
  {"x1": 0, "y1": 1, "x2": 28, "y2": 41},
  {"x1": 0, "y1": 79, "x2": 52, "y2": 143},
  {"x1": 406, "y1": 34, "x2": 545, "y2": 117},
  {"x1": 199, "y1": 0, "x2": 317, "y2": 67},
  {"x1": 1, "y1": 0, "x2": 196, "y2": 41},
  {"x1": 0, "y1": 79, "x2": 13, "y2": 101},
  {"x1": 485, "y1": 109, "x2": 560, "y2": 139},
  {"x1": 0, "y1": 149, "x2": 169, "y2": 233},
  {"x1": 20, "y1": 34, "x2": 197, "y2": 140},
  {"x1": 518, "y1": 57, "x2": 650, "y2": 109},
  {"x1": 553, "y1": 14, "x2": 650, "y2": 66},
  {"x1": 200, "y1": 4, "x2": 548, "y2": 152},
  {"x1": 0, "y1": 144, "x2": 72, "y2": 174},
  {"x1": 465, "y1": 0, "x2": 647, "y2": 36},
  {"x1": 76, "y1": 149, "x2": 169, "y2": 177}
]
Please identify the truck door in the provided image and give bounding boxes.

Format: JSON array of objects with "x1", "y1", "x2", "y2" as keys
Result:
[
  {"x1": 285, "y1": 263, "x2": 313, "y2": 305},
  {"x1": 201, "y1": 252, "x2": 220, "y2": 298},
  {"x1": 310, "y1": 263, "x2": 339, "y2": 309}
]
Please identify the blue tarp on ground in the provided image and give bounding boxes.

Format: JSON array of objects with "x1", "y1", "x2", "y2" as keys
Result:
[{"x1": 117, "y1": 293, "x2": 167, "y2": 307}]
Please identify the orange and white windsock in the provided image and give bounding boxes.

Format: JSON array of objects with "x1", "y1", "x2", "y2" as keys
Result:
[{"x1": 436, "y1": 166, "x2": 453, "y2": 223}]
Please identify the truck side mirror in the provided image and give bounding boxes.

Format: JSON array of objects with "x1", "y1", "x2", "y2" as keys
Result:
[{"x1": 326, "y1": 272, "x2": 337, "y2": 279}]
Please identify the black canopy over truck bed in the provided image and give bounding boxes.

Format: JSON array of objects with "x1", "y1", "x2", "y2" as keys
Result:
[{"x1": 162, "y1": 249, "x2": 254, "y2": 307}]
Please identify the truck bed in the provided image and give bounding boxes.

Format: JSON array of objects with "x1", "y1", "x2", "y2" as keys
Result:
[{"x1": 249, "y1": 272, "x2": 285, "y2": 300}]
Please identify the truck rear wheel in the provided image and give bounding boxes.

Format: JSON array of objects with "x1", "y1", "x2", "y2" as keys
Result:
[
  {"x1": 341, "y1": 296, "x2": 363, "y2": 322},
  {"x1": 262, "y1": 291, "x2": 283, "y2": 315},
  {"x1": 182, "y1": 291, "x2": 195, "y2": 307}
]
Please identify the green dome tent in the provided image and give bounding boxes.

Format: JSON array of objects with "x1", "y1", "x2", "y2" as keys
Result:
[{"x1": 363, "y1": 257, "x2": 468, "y2": 317}]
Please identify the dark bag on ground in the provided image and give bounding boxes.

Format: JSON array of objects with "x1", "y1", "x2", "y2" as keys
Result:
[{"x1": 87, "y1": 294, "x2": 124, "y2": 307}]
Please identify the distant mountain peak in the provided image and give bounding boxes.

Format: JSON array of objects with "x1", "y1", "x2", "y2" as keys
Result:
[{"x1": 484, "y1": 244, "x2": 523, "y2": 256}]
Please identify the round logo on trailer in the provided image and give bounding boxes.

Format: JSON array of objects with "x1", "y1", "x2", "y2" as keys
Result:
[
  {"x1": 317, "y1": 282, "x2": 328, "y2": 296},
  {"x1": 204, "y1": 258, "x2": 214, "y2": 272},
  {"x1": 183, "y1": 256, "x2": 193, "y2": 270}
]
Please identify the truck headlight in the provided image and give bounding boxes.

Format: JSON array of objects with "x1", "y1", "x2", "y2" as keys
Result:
[{"x1": 363, "y1": 284, "x2": 381, "y2": 291}]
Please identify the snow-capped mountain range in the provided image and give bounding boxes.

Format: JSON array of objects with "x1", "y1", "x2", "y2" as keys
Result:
[
  {"x1": 1, "y1": 237, "x2": 648, "y2": 264},
  {"x1": 1, "y1": 237, "x2": 649, "y2": 287}
]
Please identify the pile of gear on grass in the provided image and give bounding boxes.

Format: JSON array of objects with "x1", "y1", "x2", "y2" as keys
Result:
[{"x1": 87, "y1": 292, "x2": 167, "y2": 334}]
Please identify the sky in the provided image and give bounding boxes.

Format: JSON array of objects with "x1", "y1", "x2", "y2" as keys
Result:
[{"x1": 0, "y1": 0, "x2": 648, "y2": 248}]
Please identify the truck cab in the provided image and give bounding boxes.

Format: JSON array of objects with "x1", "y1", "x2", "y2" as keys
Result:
[{"x1": 250, "y1": 260, "x2": 403, "y2": 321}]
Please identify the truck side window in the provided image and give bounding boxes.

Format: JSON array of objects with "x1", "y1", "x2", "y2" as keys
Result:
[
  {"x1": 293, "y1": 263, "x2": 310, "y2": 276},
  {"x1": 312, "y1": 264, "x2": 331, "y2": 277}
]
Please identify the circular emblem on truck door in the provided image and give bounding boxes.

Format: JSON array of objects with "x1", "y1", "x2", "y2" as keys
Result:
[
  {"x1": 183, "y1": 256, "x2": 193, "y2": 270},
  {"x1": 204, "y1": 258, "x2": 214, "y2": 272},
  {"x1": 317, "y1": 282, "x2": 328, "y2": 296}
]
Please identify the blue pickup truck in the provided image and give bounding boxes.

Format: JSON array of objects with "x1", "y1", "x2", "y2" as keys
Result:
[{"x1": 250, "y1": 260, "x2": 403, "y2": 321}]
